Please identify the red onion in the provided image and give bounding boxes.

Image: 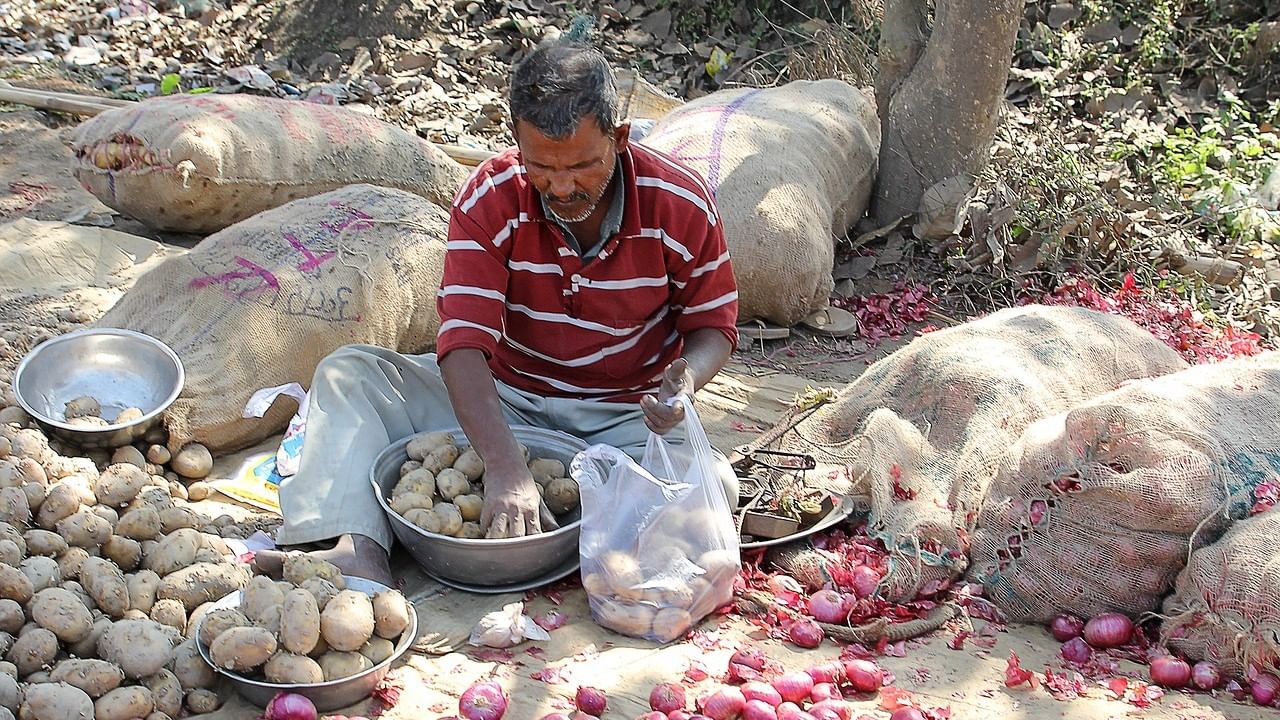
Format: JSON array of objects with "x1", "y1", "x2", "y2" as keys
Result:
[
  {"x1": 842, "y1": 659, "x2": 883, "y2": 693},
  {"x1": 807, "y1": 707, "x2": 840, "y2": 720},
  {"x1": 806, "y1": 662, "x2": 844, "y2": 684},
  {"x1": 851, "y1": 566, "x2": 880, "y2": 599},
  {"x1": 741, "y1": 682, "x2": 783, "y2": 706},
  {"x1": 459, "y1": 682, "x2": 508, "y2": 720},
  {"x1": 537, "y1": 715, "x2": 571, "y2": 720},
  {"x1": 637, "y1": 714, "x2": 666, "y2": 720},
  {"x1": 1060, "y1": 637, "x2": 1093, "y2": 664},
  {"x1": 263, "y1": 692, "x2": 318, "y2": 720},
  {"x1": 772, "y1": 672, "x2": 815, "y2": 704},
  {"x1": 775, "y1": 703, "x2": 812, "y2": 720},
  {"x1": 668, "y1": 712, "x2": 695, "y2": 720},
  {"x1": 1083, "y1": 613, "x2": 1133, "y2": 649},
  {"x1": 1150, "y1": 656, "x2": 1192, "y2": 688},
  {"x1": 789, "y1": 619, "x2": 824, "y2": 649},
  {"x1": 1028, "y1": 499, "x2": 1048, "y2": 524},
  {"x1": 574, "y1": 687, "x2": 607, "y2": 717},
  {"x1": 1049, "y1": 614, "x2": 1084, "y2": 642},
  {"x1": 649, "y1": 683, "x2": 686, "y2": 714},
  {"x1": 699, "y1": 687, "x2": 747, "y2": 720},
  {"x1": 889, "y1": 709, "x2": 925, "y2": 720},
  {"x1": 810, "y1": 683, "x2": 841, "y2": 703},
  {"x1": 743, "y1": 699, "x2": 779, "y2": 720},
  {"x1": 808, "y1": 701, "x2": 853, "y2": 720},
  {"x1": 807, "y1": 589, "x2": 846, "y2": 623},
  {"x1": 728, "y1": 648, "x2": 771, "y2": 682},
  {"x1": 1191, "y1": 661, "x2": 1221, "y2": 690},
  {"x1": 1252, "y1": 672, "x2": 1280, "y2": 706}
]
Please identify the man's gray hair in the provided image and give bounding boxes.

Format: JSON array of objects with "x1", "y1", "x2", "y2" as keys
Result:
[{"x1": 509, "y1": 41, "x2": 619, "y2": 140}]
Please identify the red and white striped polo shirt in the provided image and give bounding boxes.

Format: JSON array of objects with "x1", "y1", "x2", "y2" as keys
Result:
[{"x1": 436, "y1": 142, "x2": 739, "y2": 403}]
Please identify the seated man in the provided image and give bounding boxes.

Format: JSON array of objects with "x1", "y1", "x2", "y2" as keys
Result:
[{"x1": 258, "y1": 38, "x2": 740, "y2": 584}]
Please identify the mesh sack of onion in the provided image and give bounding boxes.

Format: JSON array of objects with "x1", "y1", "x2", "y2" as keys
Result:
[
  {"x1": 1161, "y1": 505, "x2": 1280, "y2": 678},
  {"x1": 970, "y1": 351, "x2": 1280, "y2": 623},
  {"x1": 769, "y1": 305, "x2": 1186, "y2": 601}
]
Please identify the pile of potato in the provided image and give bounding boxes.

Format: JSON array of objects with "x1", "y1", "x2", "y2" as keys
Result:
[
  {"x1": 0, "y1": 417, "x2": 258, "y2": 719},
  {"x1": 386, "y1": 431, "x2": 581, "y2": 539},
  {"x1": 199, "y1": 555, "x2": 411, "y2": 685},
  {"x1": 581, "y1": 507, "x2": 739, "y2": 643}
]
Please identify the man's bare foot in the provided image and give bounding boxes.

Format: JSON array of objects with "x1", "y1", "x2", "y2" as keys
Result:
[{"x1": 251, "y1": 534, "x2": 393, "y2": 586}]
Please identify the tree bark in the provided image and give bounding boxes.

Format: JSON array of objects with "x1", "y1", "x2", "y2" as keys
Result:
[{"x1": 872, "y1": 0, "x2": 1023, "y2": 225}]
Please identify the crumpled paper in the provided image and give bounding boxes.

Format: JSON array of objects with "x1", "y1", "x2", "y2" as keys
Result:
[{"x1": 467, "y1": 602, "x2": 551, "y2": 648}]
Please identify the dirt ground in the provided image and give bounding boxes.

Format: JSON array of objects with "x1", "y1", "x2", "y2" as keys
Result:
[{"x1": 0, "y1": 92, "x2": 1270, "y2": 720}]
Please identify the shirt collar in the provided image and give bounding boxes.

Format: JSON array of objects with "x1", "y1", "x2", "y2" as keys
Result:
[{"x1": 539, "y1": 156, "x2": 627, "y2": 259}]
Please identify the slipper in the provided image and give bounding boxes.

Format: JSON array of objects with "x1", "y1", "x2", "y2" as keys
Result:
[
  {"x1": 736, "y1": 319, "x2": 791, "y2": 341},
  {"x1": 800, "y1": 306, "x2": 859, "y2": 338}
]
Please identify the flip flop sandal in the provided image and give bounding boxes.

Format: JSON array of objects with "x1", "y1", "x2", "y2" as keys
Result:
[
  {"x1": 800, "y1": 306, "x2": 859, "y2": 338},
  {"x1": 736, "y1": 318, "x2": 791, "y2": 341}
]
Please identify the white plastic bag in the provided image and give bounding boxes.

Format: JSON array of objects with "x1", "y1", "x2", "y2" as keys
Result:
[
  {"x1": 467, "y1": 602, "x2": 550, "y2": 648},
  {"x1": 571, "y1": 395, "x2": 740, "y2": 643},
  {"x1": 242, "y1": 383, "x2": 309, "y2": 478}
]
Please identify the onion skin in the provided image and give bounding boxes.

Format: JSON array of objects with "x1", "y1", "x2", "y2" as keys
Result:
[
  {"x1": 649, "y1": 683, "x2": 686, "y2": 714},
  {"x1": 636, "y1": 714, "x2": 666, "y2": 720},
  {"x1": 1082, "y1": 613, "x2": 1134, "y2": 649},
  {"x1": 1191, "y1": 662, "x2": 1221, "y2": 690},
  {"x1": 1150, "y1": 656, "x2": 1192, "y2": 688},
  {"x1": 843, "y1": 659, "x2": 884, "y2": 693},
  {"x1": 1252, "y1": 672, "x2": 1280, "y2": 706},
  {"x1": 807, "y1": 589, "x2": 846, "y2": 623},
  {"x1": 1060, "y1": 637, "x2": 1093, "y2": 664},
  {"x1": 1049, "y1": 614, "x2": 1085, "y2": 642}
]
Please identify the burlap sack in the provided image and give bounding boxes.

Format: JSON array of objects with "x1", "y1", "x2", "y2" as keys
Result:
[
  {"x1": 971, "y1": 352, "x2": 1280, "y2": 623},
  {"x1": 94, "y1": 184, "x2": 449, "y2": 454},
  {"x1": 70, "y1": 94, "x2": 470, "y2": 234},
  {"x1": 642, "y1": 80, "x2": 879, "y2": 326},
  {"x1": 1162, "y1": 507, "x2": 1280, "y2": 677},
  {"x1": 773, "y1": 305, "x2": 1187, "y2": 601}
]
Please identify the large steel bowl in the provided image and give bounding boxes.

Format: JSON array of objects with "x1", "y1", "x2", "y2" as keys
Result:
[
  {"x1": 11, "y1": 328, "x2": 184, "y2": 449},
  {"x1": 195, "y1": 575, "x2": 418, "y2": 711},
  {"x1": 372, "y1": 425, "x2": 588, "y2": 589}
]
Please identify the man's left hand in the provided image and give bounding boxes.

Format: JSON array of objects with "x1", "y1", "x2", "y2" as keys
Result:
[{"x1": 641, "y1": 358, "x2": 695, "y2": 434}]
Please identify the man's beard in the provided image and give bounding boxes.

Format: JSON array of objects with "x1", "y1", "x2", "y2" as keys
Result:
[{"x1": 545, "y1": 165, "x2": 614, "y2": 224}]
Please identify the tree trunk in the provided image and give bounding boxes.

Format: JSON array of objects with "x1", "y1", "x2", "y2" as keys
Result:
[{"x1": 871, "y1": 0, "x2": 1023, "y2": 225}]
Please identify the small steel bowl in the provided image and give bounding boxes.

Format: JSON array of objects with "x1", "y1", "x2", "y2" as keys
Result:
[
  {"x1": 195, "y1": 575, "x2": 418, "y2": 711},
  {"x1": 371, "y1": 425, "x2": 588, "y2": 589},
  {"x1": 11, "y1": 328, "x2": 184, "y2": 449}
]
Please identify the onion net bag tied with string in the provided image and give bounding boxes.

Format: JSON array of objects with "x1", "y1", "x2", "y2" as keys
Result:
[
  {"x1": 773, "y1": 304, "x2": 1188, "y2": 602},
  {"x1": 1161, "y1": 506, "x2": 1280, "y2": 678},
  {"x1": 971, "y1": 351, "x2": 1280, "y2": 623},
  {"x1": 94, "y1": 183, "x2": 449, "y2": 454}
]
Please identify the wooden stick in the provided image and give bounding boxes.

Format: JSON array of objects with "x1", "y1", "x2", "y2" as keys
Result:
[
  {"x1": 0, "y1": 80, "x2": 500, "y2": 168},
  {"x1": 0, "y1": 84, "x2": 115, "y2": 116}
]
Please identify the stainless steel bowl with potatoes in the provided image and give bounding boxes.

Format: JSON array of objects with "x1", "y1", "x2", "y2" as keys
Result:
[
  {"x1": 370, "y1": 425, "x2": 588, "y2": 588},
  {"x1": 194, "y1": 563, "x2": 417, "y2": 712}
]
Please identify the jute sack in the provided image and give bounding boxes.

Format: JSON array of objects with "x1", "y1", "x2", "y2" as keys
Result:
[
  {"x1": 70, "y1": 94, "x2": 470, "y2": 234},
  {"x1": 642, "y1": 79, "x2": 879, "y2": 326},
  {"x1": 94, "y1": 184, "x2": 449, "y2": 454},
  {"x1": 1162, "y1": 507, "x2": 1280, "y2": 677},
  {"x1": 971, "y1": 352, "x2": 1280, "y2": 623},
  {"x1": 773, "y1": 305, "x2": 1187, "y2": 601}
]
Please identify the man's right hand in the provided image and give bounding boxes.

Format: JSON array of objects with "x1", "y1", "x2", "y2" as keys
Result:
[{"x1": 480, "y1": 465, "x2": 544, "y2": 538}]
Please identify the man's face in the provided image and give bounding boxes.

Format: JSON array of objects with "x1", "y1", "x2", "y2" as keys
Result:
[{"x1": 515, "y1": 116, "x2": 630, "y2": 224}]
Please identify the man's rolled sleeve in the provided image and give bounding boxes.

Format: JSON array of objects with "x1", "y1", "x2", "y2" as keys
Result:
[{"x1": 436, "y1": 208, "x2": 510, "y2": 360}]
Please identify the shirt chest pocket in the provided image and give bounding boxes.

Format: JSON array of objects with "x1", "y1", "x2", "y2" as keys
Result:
[{"x1": 568, "y1": 280, "x2": 672, "y2": 377}]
